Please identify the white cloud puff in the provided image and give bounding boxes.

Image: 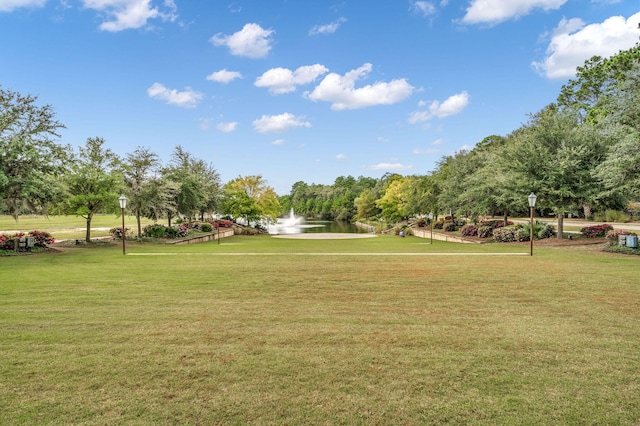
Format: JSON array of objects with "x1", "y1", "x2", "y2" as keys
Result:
[
  {"x1": 461, "y1": 0, "x2": 567, "y2": 25},
  {"x1": 82, "y1": 0, "x2": 177, "y2": 32},
  {"x1": 216, "y1": 121, "x2": 238, "y2": 132},
  {"x1": 532, "y1": 12, "x2": 640, "y2": 79},
  {"x1": 210, "y1": 23, "x2": 274, "y2": 59},
  {"x1": 252, "y1": 112, "x2": 311, "y2": 134},
  {"x1": 410, "y1": 1, "x2": 437, "y2": 17},
  {"x1": 408, "y1": 91, "x2": 469, "y2": 123},
  {"x1": 309, "y1": 17, "x2": 346, "y2": 36},
  {"x1": 305, "y1": 63, "x2": 414, "y2": 110},
  {"x1": 206, "y1": 69, "x2": 242, "y2": 83},
  {"x1": 0, "y1": 0, "x2": 46, "y2": 12},
  {"x1": 255, "y1": 64, "x2": 329, "y2": 94},
  {"x1": 147, "y1": 82, "x2": 202, "y2": 108}
]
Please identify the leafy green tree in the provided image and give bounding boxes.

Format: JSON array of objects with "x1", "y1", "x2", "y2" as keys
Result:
[
  {"x1": 221, "y1": 175, "x2": 280, "y2": 225},
  {"x1": 62, "y1": 137, "x2": 122, "y2": 242},
  {"x1": 122, "y1": 147, "x2": 162, "y2": 237},
  {"x1": 500, "y1": 105, "x2": 609, "y2": 237},
  {"x1": 0, "y1": 86, "x2": 69, "y2": 218},
  {"x1": 163, "y1": 146, "x2": 220, "y2": 223},
  {"x1": 558, "y1": 43, "x2": 640, "y2": 123}
]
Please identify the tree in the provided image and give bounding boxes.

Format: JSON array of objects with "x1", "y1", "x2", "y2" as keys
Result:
[
  {"x1": 500, "y1": 105, "x2": 610, "y2": 237},
  {"x1": 163, "y1": 146, "x2": 220, "y2": 224},
  {"x1": 122, "y1": 147, "x2": 161, "y2": 237},
  {"x1": 0, "y1": 86, "x2": 69, "y2": 218},
  {"x1": 62, "y1": 137, "x2": 122, "y2": 242},
  {"x1": 221, "y1": 175, "x2": 280, "y2": 225},
  {"x1": 557, "y1": 44, "x2": 640, "y2": 123}
]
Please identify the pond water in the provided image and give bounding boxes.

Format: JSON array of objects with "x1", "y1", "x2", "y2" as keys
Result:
[{"x1": 304, "y1": 221, "x2": 368, "y2": 234}]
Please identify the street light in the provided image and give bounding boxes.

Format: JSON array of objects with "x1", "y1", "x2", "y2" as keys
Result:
[
  {"x1": 118, "y1": 195, "x2": 127, "y2": 255},
  {"x1": 428, "y1": 212, "x2": 434, "y2": 245},
  {"x1": 528, "y1": 192, "x2": 537, "y2": 256}
]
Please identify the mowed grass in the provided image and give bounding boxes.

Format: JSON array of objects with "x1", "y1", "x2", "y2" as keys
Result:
[{"x1": 1, "y1": 235, "x2": 639, "y2": 424}]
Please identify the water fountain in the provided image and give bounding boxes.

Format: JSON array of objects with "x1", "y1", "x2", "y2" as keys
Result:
[{"x1": 268, "y1": 209, "x2": 317, "y2": 234}]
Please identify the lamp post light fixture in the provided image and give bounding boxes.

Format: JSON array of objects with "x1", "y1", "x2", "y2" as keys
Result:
[
  {"x1": 528, "y1": 192, "x2": 537, "y2": 256},
  {"x1": 118, "y1": 195, "x2": 127, "y2": 255}
]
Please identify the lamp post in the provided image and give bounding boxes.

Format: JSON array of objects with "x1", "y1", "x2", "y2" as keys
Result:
[
  {"x1": 528, "y1": 192, "x2": 537, "y2": 256},
  {"x1": 428, "y1": 212, "x2": 433, "y2": 245},
  {"x1": 118, "y1": 195, "x2": 127, "y2": 255}
]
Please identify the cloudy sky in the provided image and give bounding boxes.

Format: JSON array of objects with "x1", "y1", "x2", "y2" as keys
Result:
[{"x1": 1, "y1": 0, "x2": 638, "y2": 194}]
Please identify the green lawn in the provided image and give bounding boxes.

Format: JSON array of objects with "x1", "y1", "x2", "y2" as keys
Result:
[{"x1": 1, "y1": 235, "x2": 639, "y2": 424}]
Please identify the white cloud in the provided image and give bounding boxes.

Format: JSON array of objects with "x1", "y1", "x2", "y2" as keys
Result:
[
  {"x1": 255, "y1": 64, "x2": 329, "y2": 95},
  {"x1": 252, "y1": 112, "x2": 311, "y2": 134},
  {"x1": 336, "y1": 154, "x2": 347, "y2": 160},
  {"x1": 0, "y1": 0, "x2": 46, "y2": 12},
  {"x1": 461, "y1": 0, "x2": 567, "y2": 25},
  {"x1": 210, "y1": 23, "x2": 274, "y2": 59},
  {"x1": 309, "y1": 17, "x2": 346, "y2": 36},
  {"x1": 82, "y1": 0, "x2": 177, "y2": 32},
  {"x1": 216, "y1": 121, "x2": 238, "y2": 132},
  {"x1": 147, "y1": 82, "x2": 202, "y2": 108},
  {"x1": 364, "y1": 163, "x2": 414, "y2": 171},
  {"x1": 432, "y1": 138, "x2": 445, "y2": 145},
  {"x1": 305, "y1": 63, "x2": 414, "y2": 110},
  {"x1": 410, "y1": 1, "x2": 436, "y2": 17},
  {"x1": 271, "y1": 139, "x2": 285, "y2": 145},
  {"x1": 408, "y1": 91, "x2": 469, "y2": 123},
  {"x1": 206, "y1": 69, "x2": 242, "y2": 83},
  {"x1": 532, "y1": 12, "x2": 640, "y2": 79}
]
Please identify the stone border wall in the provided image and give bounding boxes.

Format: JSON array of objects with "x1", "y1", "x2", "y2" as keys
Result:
[{"x1": 166, "y1": 228, "x2": 235, "y2": 245}]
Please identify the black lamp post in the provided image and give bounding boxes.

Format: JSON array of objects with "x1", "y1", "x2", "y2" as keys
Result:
[
  {"x1": 528, "y1": 192, "x2": 537, "y2": 256},
  {"x1": 428, "y1": 212, "x2": 433, "y2": 245},
  {"x1": 119, "y1": 195, "x2": 127, "y2": 255}
]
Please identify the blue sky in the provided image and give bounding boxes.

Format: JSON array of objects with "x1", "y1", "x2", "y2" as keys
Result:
[{"x1": 1, "y1": 0, "x2": 639, "y2": 194}]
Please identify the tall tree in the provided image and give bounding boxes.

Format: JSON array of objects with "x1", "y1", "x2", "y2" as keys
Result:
[
  {"x1": 62, "y1": 137, "x2": 122, "y2": 242},
  {"x1": 0, "y1": 86, "x2": 69, "y2": 218},
  {"x1": 221, "y1": 175, "x2": 280, "y2": 225},
  {"x1": 122, "y1": 147, "x2": 161, "y2": 237}
]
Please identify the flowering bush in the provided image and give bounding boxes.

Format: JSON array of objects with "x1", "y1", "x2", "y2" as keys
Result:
[
  {"x1": 201, "y1": 222, "x2": 213, "y2": 232},
  {"x1": 493, "y1": 227, "x2": 528, "y2": 242},
  {"x1": 175, "y1": 223, "x2": 189, "y2": 238},
  {"x1": 1, "y1": 230, "x2": 55, "y2": 251},
  {"x1": 478, "y1": 226, "x2": 493, "y2": 239},
  {"x1": 109, "y1": 227, "x2": 130, "y2": 240},
  {"x1": 460, "y1": 224, "x2": 478, "y2": 237},
  {"x1": 580, "y1": 224, "x2": 614, "y2": 238},
  {"x1": 443, "y1": 221, "x2": 457, "y2": 232},
  {"x1": 605, "y1": 229, "x2": 637, "y2": 245},
  {"x1": 433, "y1": 220, "x2": 444, "y2": 230},
  {"x1": 213, "y1": 219, "x2": 234, "y2": 228}
]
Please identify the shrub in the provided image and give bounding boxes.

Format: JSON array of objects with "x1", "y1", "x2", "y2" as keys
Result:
[
  {"x1": 537, "y1": 223, "x2": 555, "y2": 239},
  {"x1": 478, "y1": 226, "x2": 493, "y2": 239},
  {"x1": 460, "y1": 224, "x2": 478, "y2": 237},
  {"x1": 580, "y1": 224, "x2": 614, "y2": 238},
  {"x1": 605, "y1": 229, "x2": 637, "y2": 245},
  {"x1": 433, "y1": 220, "x2": 444, "y2": 230},
  {"x1": 415, "y1": 218, "x2": 427, "y2": 227},
  {"x1": 109, "y1": 227, "x2": 130, "y2": 240},
  {"x1": 175, "y1": 223, "x2": 189, "y2": 238},
  {"x1": 493, "y1": 227, "x2": 528, "y2": 242},
  {"x1": 29, "y1": 230, "x2": 55, "y2": 247},
  {"x1": 443, "y1": 221, "x2": 456, "y2": 232},
  {"x1": 201, "y1": 223, "x2": 213, "y2": 233},
  {"x1": 594, "y1": 210, "x2": 631, "y2": 223},
  {"x1": 143, "y1": 224, "x2": 167, "y2": 238}
]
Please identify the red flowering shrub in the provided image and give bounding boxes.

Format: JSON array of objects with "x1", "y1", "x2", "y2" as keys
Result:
[
  {"x1": 461, "y1": 224, "x2": 478, "y2": 237},
  {"x1": 580, "y1": 224, "x2": 614, "y2": 238}
]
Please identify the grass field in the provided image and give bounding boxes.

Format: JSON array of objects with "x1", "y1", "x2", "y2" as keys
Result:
[{"x1": 1, "y1": 232, "x2": 639, "y2": 424}]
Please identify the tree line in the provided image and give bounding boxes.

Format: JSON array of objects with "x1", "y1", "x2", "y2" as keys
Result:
[
  {"x1": 0, "y1": 92, "x2": 279, "y2": 241},
  {"x1": 280, "y1": 44, "x2": 640, "y2": 238},
  {"x1": 2, "y1": 44, "x2": 639, "y2": 240}
]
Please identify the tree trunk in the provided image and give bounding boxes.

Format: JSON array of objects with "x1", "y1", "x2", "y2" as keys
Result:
[
  {"x1": 136, "y1": 210, "x2": 142, "y2": 238},
  {"x1": 503, "y1": 211, "x2": 508, "y2": 227},
  {"x1": 85, "y1": 214, "x2": 92, "y2": 242},
  {"x1": 167, "y1": 211, "x2": 172, "y2": 227},
  {"x1": 557, "y1": 213, "x2": 564, "y2": 239},
  {"x1": 583, "y1": 204, "x2": 592, "y2": 219}
]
